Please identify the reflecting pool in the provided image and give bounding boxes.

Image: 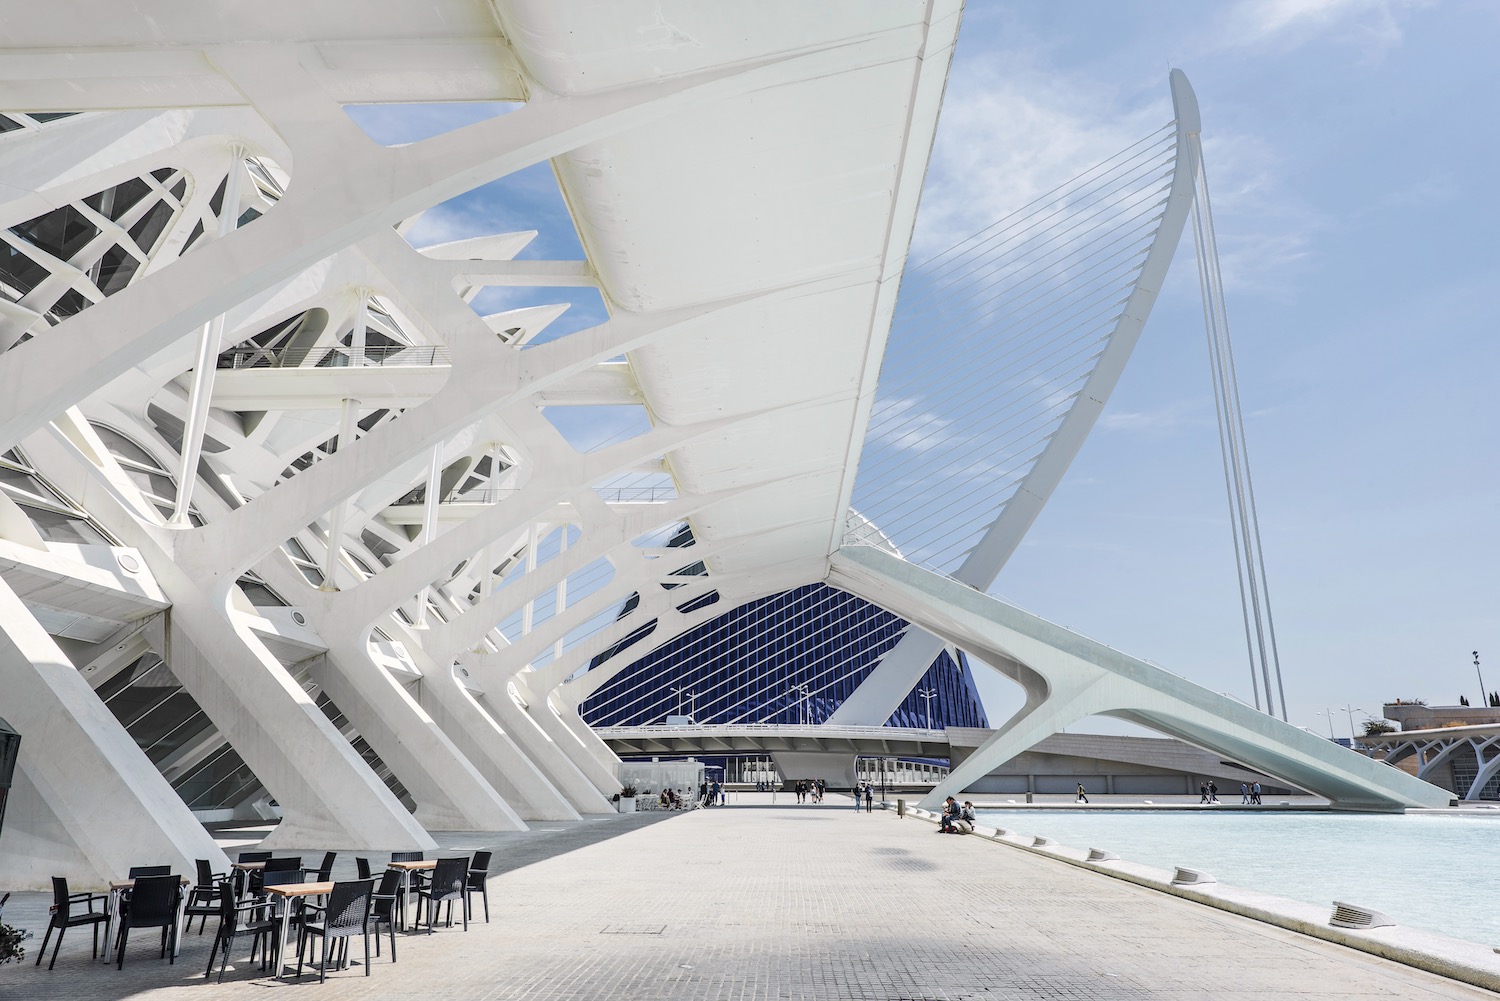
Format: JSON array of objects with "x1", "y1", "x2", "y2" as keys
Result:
[{"x1": 976, "y1": 809, "x2": 1498, "y2": 946}]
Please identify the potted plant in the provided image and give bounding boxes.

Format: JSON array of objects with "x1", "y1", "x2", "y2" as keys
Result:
[
  {"x1": 618, "y1": 785, "x2": 638, "y2": 813},
  {"x1": 0, "y1": 921, "x2": 25, "y2": 966}
]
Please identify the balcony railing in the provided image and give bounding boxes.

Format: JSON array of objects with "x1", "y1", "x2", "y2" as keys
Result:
[{"x1": 217, "y1": 344, "x2": 450, "y2": 369}]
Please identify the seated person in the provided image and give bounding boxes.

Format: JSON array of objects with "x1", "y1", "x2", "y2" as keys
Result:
[
  {"x1": 938, "y1": 796, "x2": 961, "y2": 833},
  {"x1": 956, "y1": 801, "x2": 976, "y2": 834}
]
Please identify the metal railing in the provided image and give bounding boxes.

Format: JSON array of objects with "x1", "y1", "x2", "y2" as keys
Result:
[{"x1": 217, "y1": 343, "x2": 449, "y2": 370}]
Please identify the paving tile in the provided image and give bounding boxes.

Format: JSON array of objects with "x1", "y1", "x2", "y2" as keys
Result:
[{"x1": 0, "y1": 796, "x2": 1491, "y2": 999}]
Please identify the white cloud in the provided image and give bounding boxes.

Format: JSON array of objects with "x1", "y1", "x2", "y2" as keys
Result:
[{"x1": 1222, "y1": 0, "x2": 1432, "y2": 55}]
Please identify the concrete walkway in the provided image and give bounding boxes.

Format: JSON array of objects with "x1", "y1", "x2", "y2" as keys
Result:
[{"x1": 2, "y1": 795, "x2": 1490, "y2": 999}]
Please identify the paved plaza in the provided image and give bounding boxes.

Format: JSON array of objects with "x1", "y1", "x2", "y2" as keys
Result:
[{"x1": 3, "y1": 795, "x2": 1491, "y2": 1000}]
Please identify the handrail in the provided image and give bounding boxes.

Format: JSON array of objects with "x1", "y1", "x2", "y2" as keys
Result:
[{"x1": 216, "y1": 344, "x2": 450, "y2": 370}]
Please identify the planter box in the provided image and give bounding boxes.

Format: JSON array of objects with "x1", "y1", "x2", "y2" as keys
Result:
[{"x1": 618, "y1": 797, "x2": 637, "y2": 814}]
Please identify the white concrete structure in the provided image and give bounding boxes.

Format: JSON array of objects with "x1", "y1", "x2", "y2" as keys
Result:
[{"x1": 0, "y1": 4, "x2": 1444, "y2": 890}]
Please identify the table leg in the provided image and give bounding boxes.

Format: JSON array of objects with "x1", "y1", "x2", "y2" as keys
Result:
[
  {"x1": 173, "y1": 888, "x2": 187, "y2": 958},
  {"x1": 101, "y1": 888, "x2": 120, "y2": 963},
  {"x1": 399, "y1": 871, "x2": 410, "y2": 932},
  {"x1": 275, "y1": 899, "x2": 292, "y2": 979}
]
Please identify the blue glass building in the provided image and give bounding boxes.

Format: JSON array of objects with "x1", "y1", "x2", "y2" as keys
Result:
[{"x1": 581, "y1": 581, "x2": 988, "y2": 730}]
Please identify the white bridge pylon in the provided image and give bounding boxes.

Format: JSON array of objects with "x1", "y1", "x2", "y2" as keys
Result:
[{"x1": 827, "y1": 545, "x2": 1450, "y2": 812}]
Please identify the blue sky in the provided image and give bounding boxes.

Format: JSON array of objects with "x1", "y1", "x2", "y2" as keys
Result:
[
  {"x1": 932, "y1": 1, "x2": 1499, "y2": 734},
  {"x1": 351, "y1": 1, "x2": 1497, "y2": 738}
]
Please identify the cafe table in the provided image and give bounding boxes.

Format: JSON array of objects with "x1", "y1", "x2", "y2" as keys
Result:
[
  {"x1": 228, "y1": 860, "x2": 265, "y2": 902},
  {"x1": 265, "y1": 880, "x2": 334, "y2": 978},
  {"x1": 386, "y1": 860, "x2": 435, "y2": 930},
  {"x1": 101, "y1": 875, "x2": 192, "y2": 963}
]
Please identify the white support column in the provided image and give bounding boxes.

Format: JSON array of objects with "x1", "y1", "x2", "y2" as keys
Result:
[
  {"x1": 414, "y1": 444, "x2": 442, "y2": 627},
  {"x1": 521, "y1": 522, "x2": 540, "y2": 635},
  {"x1": 554, "y1": 526, "x2": 568, "y2": 662},
  {"x1": 169, "y1": 145, "x2": 245, "y2": 527},
  {"x1": 349, "y1": 286, "x2": 368, "y2": 366},
  {"x1": 320, "y1": 394, "x2": 361, "y2": 588}
]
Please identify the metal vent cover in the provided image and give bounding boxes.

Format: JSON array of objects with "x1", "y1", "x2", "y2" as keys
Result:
[
  {"x1": 1032, "y1": 836, "x2": 1056, "y2": 847},
  {"x1": 1172, "y1": 866, "x2": 1216, "y2": 886},
  {"x1": 1087, "y1": 848, "x2": 1119, "y2": 862},
  {"x1": 1330, "y1": 901, "x2": 1396, "y2": 930}
]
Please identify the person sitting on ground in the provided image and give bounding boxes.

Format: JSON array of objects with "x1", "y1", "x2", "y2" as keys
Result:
[
  {"x1": 956, "y1": 800, "x2": 976, "y2": 834},
  {"x1": 938, "y1": 795, "x2": 961, "y2": 833}
]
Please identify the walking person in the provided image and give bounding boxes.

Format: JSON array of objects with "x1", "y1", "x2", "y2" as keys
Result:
[
  {"x1": 1075, "y1": 782, "x2": 1088, "y2": 804},
  {"x1": 1240, "y1": 782, "x2": 1250, "y2": 804},
  {"x1": 1251, "y1": 781, "x2": 1262, "y2": 805},
  {"x1": 864, "y1": 783, "x2": 874, "y2": 813},
  {"x1": 1199, "y1": 782, "x2": 1209, "y2": 804},
  {"x1": 853, "y1": 782, "x2": 864, "y2": 810},
  {"x1": 1208, "y1": 780, "x2": 1219, "y2": 804}
]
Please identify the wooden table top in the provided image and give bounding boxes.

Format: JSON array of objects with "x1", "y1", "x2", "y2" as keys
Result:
[
  {"x1": 389, "y1": 860, "x2": 436, "y2": 871},
  {"x1": 265, "y1": 881, "x2": 335, "y2": 898},
  {"x1": 230, "y1": 861, "x2": 266, "y2": 870}
]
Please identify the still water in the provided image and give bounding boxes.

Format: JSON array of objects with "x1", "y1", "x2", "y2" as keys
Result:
[{"x1": 977, "y1": 809, "x2": 1498, "y2": 946}]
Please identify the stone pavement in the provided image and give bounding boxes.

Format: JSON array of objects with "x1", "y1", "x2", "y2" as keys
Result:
[{"x1": 2, "y1": 794, "x2": 1492, "y2": 1000}]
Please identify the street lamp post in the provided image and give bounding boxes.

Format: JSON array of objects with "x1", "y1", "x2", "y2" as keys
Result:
[
  {"x1": 685, "y1": 690, "x2": 699, "y2": 722},
  {"x1": 917, "y1": 688, "x2": 938, "y2": 730},
  {"x1": 670, "y1": 686, "x2": 686, "y2": 718},
  {"x1": 1315, "y1": 709, "x2": 1336, "y2": 740},
  {"x1": 1340, "y1": 705, "x2": 1363, "y2": 745},
  {"x1": 1475, "y1": 651, "x2": 1487, "y2": 708}
]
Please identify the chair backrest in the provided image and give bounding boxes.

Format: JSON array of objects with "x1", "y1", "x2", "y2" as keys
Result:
[
  {"x1": 260, "y1": 868, "x2": 307, "y2": 891},
  {"x1": 128, "y1": 865, "x2": 170, "y2": 878},
  {"x1": 390, "y1": 851, "x2": 423, "y2": 863},
  {"x1": 194, "y1": 859, "x2": 217, "y2": 888},
  {"x1": 238, "y1": 851, "x2": 272, "y2": 863},
  {"x1": 430, "y1": 857, "x2": 468, "y2": 901},
  {"x1": 50, "y1": 877, "x2": 70, "y2": 922},
  {"x1": 124, "y1": 875, "x2": 180, "y2": 927},
  {"x1": 264, "y1": 856, "x2": 302, "y2": 872},
  {"x1": 355, "y1": 857, "x2": 372, "y2": 880},
  {"x1": 323, "y1": 879, "x2": 373, "y2": 931},
  {"x1": 470, "y1": 850, "x2": 493, "y2": 872},
  {"x1": 317, "y1": 851, "x2": 336, "y2": 881},
  {"x1": 371, "y1": 869, "x2": 400, "y2": 919},
  {"x1": 216, "y1": 883, "x2": 239, "y2": 933}
]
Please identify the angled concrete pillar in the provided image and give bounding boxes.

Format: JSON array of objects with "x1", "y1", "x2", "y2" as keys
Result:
[
  {"x1": 455, "y1": 662, "x2": 615, "y2": 813},
  {"x1": 0, "y1": 577, "x2": 228, "y2": 889},
  {"x1": 403, "y1": 642, "x2": 575, "y2": 823},
  {"x1": 303, "y1": 635, "x2": 525, "y2": 832}
]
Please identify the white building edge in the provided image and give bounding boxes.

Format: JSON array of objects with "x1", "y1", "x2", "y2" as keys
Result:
[{"x1": 0, "y1": 2, "x2": 1444, "y2": 888}]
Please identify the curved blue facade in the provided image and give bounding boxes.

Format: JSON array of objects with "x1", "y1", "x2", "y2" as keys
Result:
[{"x1": 581, "y1": 582, "x2": 988, "y2": 730}]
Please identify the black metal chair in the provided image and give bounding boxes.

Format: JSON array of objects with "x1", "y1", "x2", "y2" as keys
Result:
[
  {"x1": 35, "y1": 877, "x2": 109, "y2": 970},
  {"x1": 233, "y1": 851, "x2": 271, "y2": 900},
  {"x1": 296, "y1": 879, "x2": 374, "y2": 982},
  {"x1": 114, "y1": 874, "x2": 182, "y2": 969},
  {"x1": 465, "y1": 850, "x2": 493, "y2": 923},
  {"x1": 127, "y1": 865, "x2": 170, "y2": 878},
  {"x1": 369, "y1": 869, "x2": 400, "y2": 963},
  {"x1": 355, "y1": 857, "x2": 372, "y2": 880},
  {"x1": 204, "y1": 884, "x2": 278, "y2": 983},
  {"x1": 251, "y1": 856, "x2": 302, "y2": 900},
  {"x1": 184, "y1": 858, "x2": 227, "y2": 934},
  {"x1": 417, "y1": 857, "x2": 469, "y2": 934},
  {"x1": 388, "y1": 851, "x2": 422, "y2": 925},
  {"x1": 258, "y1": 867, "x2": 312, "y2": 928},
  {"x1": 315, "y1": 851, "x2": 337, "y2": 882}
]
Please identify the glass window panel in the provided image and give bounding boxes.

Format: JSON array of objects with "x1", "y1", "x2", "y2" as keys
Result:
[
  {"x1": 10, "y1": 204, "x2": 99, "y2": 261},
  {"x1": 127, "y1": 198, "x2": 175, "y2": 253}
]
